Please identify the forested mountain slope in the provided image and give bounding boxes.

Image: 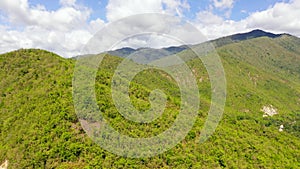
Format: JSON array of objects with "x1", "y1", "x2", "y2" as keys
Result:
[{"x1": 0, "y1": 32, "x2": 299, "y2": 168}]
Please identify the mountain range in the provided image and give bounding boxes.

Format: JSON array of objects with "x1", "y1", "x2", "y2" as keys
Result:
[
  {"x1": 0, "y1": 29, "x2": 299, "y2": 168},
  {"x1": 104, "y1": 29, "x2": 293, "y2": 64}
]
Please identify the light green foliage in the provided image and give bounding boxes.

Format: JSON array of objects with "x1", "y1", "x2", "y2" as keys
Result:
[{"x1": 0, "y1": 34, "x2": 300, "y2": 168}]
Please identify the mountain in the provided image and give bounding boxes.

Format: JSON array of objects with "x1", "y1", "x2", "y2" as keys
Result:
[
  {"x1": 230, "y1": 29, "x2": 284, "y2": 41},
  {"x1": 211, "y1": 29, "x2": 289, "y2": 48},
  {"x1": 105, "y1": 30, "x2": 288, "y2": 64},
  {"x1": 106, "y1": 47, "x2": 136, "y2": 57},
  {"x1": 0, "y1": 30, "x2": 300, "y2": 168},
  {"x1": 106, "y1": 45, "x2": 189, "y2": 63}
]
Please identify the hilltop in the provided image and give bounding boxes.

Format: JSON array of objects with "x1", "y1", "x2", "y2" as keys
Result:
[{"x1": 209, "y1": 29, "x2": 289, "y2": 48}]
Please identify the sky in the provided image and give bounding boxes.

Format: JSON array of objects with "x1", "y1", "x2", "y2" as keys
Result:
[{"x1": 0, "y1": 0, "x2": 299, "y2": 57}]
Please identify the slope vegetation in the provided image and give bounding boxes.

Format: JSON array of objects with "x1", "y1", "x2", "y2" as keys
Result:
[{"x1": 0, "y1": 32, "x2": 299, "y2": 168}]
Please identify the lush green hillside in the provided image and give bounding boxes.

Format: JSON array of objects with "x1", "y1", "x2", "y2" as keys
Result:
[{"x1": 0, "y1": 32, "x2": 300, "y2": 168}]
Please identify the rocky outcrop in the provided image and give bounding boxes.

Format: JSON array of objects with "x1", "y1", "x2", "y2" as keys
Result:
[
  {"x1": 279, "y1": 125, "x2": 284, "y2": 132},
  {"x1": 0, "y1": 160, "x2": 8, "y2": 169},
  {"x1": 262, "y1": 105, "x2": 278, "y2": 117}
]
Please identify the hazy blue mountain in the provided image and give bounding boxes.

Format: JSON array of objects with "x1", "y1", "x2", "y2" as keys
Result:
[
  {"x1": 211, "y1": 29, "x2": 289, "y2": 48},
  {"x1": 105, "y1": 45, "x2": 189, "y2": 63},
  {"x1": 104, "y1": 30, "x2": 291, "y2": 64}
]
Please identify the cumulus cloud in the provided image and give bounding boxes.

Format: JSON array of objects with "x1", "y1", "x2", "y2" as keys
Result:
[
  {"x1": 0, "y1": 0, "x2": 299, "y2": 57},
  {"x1": 84, "y1": 14, "x2": 206, "y2": 55},
  {"x1": 0, "y1": 0, "x2": 194, "y2": 57},
  {"x1": 246, "y1": 0, "x2": 300, "y2": 36},
  {"x1": 194, "y1": 10, "x2": 248, "y2": 40},
  {"x1": 89, "y1": 18, "x2": 105, "y2": 34},
  {"x1": 59, "y1": 0, "x2": 76, "y2": 7},
  {"x1": 112, "y1": 22, "x2": 204, "y2": 50},
  {"x1": 98, "y1": 0, "x2": 194, "y2": 52},
  {"x1": 0, "y1": 0, "x2": 105, "y2": 57},
  {"x1": 210, "y1": 0, "x2": 235, "y2": 18},
  {"x1": 162, "y1": 0, "x2": 190, "y2": 17},
  {"x1": 212, "y1": 0, "x2": 234, "y2": 9},
  {"x1": 0, "y1": 0, "x2": 91, "y2": 31},
  {"x1": 106, "y1": 0, "x2": 190, "y2": 22},
  {"x1": 196, "y1": 11, "x2": 224, "y2": 25},
  {"x1": 193, "y1": 0, "x2": 300, "y2": 40},
  {"x1": 0, "y1": 25, "x2": 94, "y2": 57},
  {"x1": 106, "y1": 0, "x2": 163, "y2": 22}
]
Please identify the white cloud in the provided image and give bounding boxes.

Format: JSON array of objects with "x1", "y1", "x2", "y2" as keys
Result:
[
  {"x1": 106, "y1": 0, "x2": 163, "y2": 22},
  {"x1": 0, "y1": 0, "x2": 105, "y2": 57},
  {"x1": 193, "y1": 10, "x2": 247, "y2": 40},
  {"x1": 0, "y1": 0, "x2": 300, "y2": 58},
  {"x1": 112, "y1": 22, "x2": 205, "y2": 50},
  {"x1": 194, "y1": 15, "x2": 247, "y2": 40},
  {"x1": 106, "y1": 0, "x2": 190, "y2": 22},
  {"x1": 0, "y1": 0, "x2": 218, "y2": 57},
  {"x1": 162, "y1": 0, "x2": 190, "y2": 17},
  {"x1": 193, "y1": 0, "x2": 300, "y2": 40},
  {"x1": 212, "y1": 0, "x2": 234, "y2": 9},
  {"x1": 210, "y1": 0, "x2": 235, "y2": 18},
  {"x1": 89, "y1": 18, "x2": 105, "y2": 34},
  {"x1": 83, "y1": 14, "x2": 206, "y2": 54},
  {"x1": 0, "y1": 25, "x2": 95, "y2": 57},
  {"x1": 241, "y1": 10, "x2": 247, "y2": 14},
  {"x1": 3, "y1": 0, "x2": 208, "y2": 57},
  {"x1": 0, "y1": 0, "x2": 91, "y2": 31},
  {"x1": 67, "y1": 0, "x2": 197, "y2": 54},
  {"x1": 59, "y1": 0, "x2": 76, "y2": 7},
  {"x1": 196, "y1": 11, "x2": 224, "y2": 25},
  {"x1": 246, "y1": 0, "x2": 300, "y2": 36}
]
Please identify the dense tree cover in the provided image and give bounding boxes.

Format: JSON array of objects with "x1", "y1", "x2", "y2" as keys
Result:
[{"x1": 0, "y1": 35, "x2": 299, "y2": 168}]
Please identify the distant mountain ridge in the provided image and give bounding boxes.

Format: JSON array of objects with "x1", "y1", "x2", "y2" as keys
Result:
[
  {"x1": 230, "y1": 29, "x2": 285, "y2": 41},
  {"x1": 105, "y1": 45, "x2": 189, "y2": 62},
  {"x1": 211, "y1": 29, "x2": 291, "y2": 48},
  {"x1": 104, "y1": 29, "x2": 295, "y2": 63}
]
